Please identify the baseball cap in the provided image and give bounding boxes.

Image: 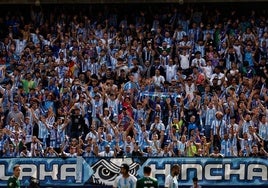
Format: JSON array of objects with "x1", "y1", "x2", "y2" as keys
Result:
[{"x1": 120, "y1": 163, "x2": 130, "y2": 172}]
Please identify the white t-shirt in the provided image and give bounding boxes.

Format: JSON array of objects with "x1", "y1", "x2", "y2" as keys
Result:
[
  {"x1": 165, "y1": 64, "x2": 177, "y2": 82},
  {"x1": 180, "y1": 54, "x2": 190, "y2": 70},
  {"x1": 113, "y1": 174, "x2": 137, "y2": 188},
  {"x1": 165, "y1": 174, "x2": 179, "y2": 188},
  {"x1": 98, "y1": 150, "x2": 114, "y2": 157},
  {"x1": 152, "y1": 75, "x2": 165, "y2": 87},
  {"x1": 202, "y1": 65, "x2": 213, "y2": 79}
]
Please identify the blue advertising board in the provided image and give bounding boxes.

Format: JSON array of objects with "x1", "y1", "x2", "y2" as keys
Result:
[{"x1": 0, "y1": 157, "x2": 267, "y2": 187}]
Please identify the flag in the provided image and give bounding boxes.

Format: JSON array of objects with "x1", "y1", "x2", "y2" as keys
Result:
[{"x1": 68, "y1": 60, "x2": 75, "y2": 78}]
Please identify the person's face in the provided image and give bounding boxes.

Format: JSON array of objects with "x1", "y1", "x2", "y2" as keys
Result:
[
  {"x1": 70, "y1": 147, "x2": 76, "y2": 154},
  {"x1": 94, "y1": 95, "x2": 100, "y2": 101},
  {"x1": 153, "y1": 134, "x2": 158, "y2": 140},
  {"x1": 79, "y1": 95, "x2": 85, "y2": 101},
  {"x1": 120, "y1": 167, "x2": 127, "y2": 175},
  {"x1": 230, "y1": 117, "x2": 236, "y2": 124},
  {"x1": 107, "y1": 134, "x2": 112, "y2": 141},
  {"x1": 164, "y1": 145, "x2": 168, "y2": 152},
  {"x1": 35, "y1": 149, "x2": 40, "y2": 155},
  {"x1": 10, "y1": 145, "x2": 14, "y2": 151},
  {"x1": 216, "y1": 114, "x2": 223, "y2": 120},
  {"x1": 214, "y1": 148, "x2": 219, "y2": 153},
  {"x1": 32, "y1": 136, "x2": 37, "y2": 143},
  {"x1": 245, "y1": 114, "x2": 251, "y2": 121},
  {"x1": 13, "y1": 105, "x2": 18, "y2": 110},
  {"x1": 126, "y1": 146, "x2": 131, "y2": 153},
  {"x1": 71, "y1": 139, "x2": 77, "y2": 146},
  {"x1": 172, "y1": 166, "x2": 180, "y2": 176},
  {"x1": 27, "y1": 74, "x2": 32, "y2": 80},
  {"x1": 261, "y1": 116, "x2": 266, "y2": 123},
  {"x1": 126, "y1": 136, "x2": 132, "y2": 142},
  {"x1": 141, "y1": 125, "x2": 146, "y2": 131},
  {"x1": 248, "y1": 126, "x2": 254, "y2": 133},
  {"x1": 190, "y1": 116, "x2": 195, "y2": 122},
  {"x1": 201, "y1": 136, "x2": 206, "y2": 142},
  {"x1": 173, "y1": 117, "x2": 179, "y2": 123},
  {"x1": 128, "y1": 73, "x2": 134, "y2": 81},
  {"x1": 10, "y1": 118, "x2": 15, "y2": 125},
  {"x1": 252, "y1": 146, "x2": 258, "y2": 153},
  {"x1": 14, "y1": 166, "x2": 21, "y2": 178},
  {"x1": 105, "y1": 146, "x2": 110, "y2": 152}
]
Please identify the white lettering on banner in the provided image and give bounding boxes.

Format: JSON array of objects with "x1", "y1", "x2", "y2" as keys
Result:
[
  {"x1": 20, "y1": 164, "x2": 37, "y2": 179},
  {"x1": 0, "y1": 164, "x2": 9, "y2": 180},
  {"x1": 181, "y1": 164, "x2": 202, "y2": 180},
  {"x1": 150, "y1": 163, "x2": 170, "y2": 177},
  {"x1": 247, "y1": 164, "x2": 267, "y2": 180},
  {"x1": 76, "y1": 156, "x2": 83, "y2": 183},
  {"x1": 225, "y1": 164, "x2": 245, "y2": 180},
  {"x1": 204, "y1": 164, "x2": 223, "y2": 180},
  {"x1": 138, "y1": 160, "x2": 268, "y2": 184},
  {"x1": 60, "y1": 164, "x2": 76, "y2": 180},
  {"x1": 39, "y1": 164, "x2": 58, "y2": 180},
  {"x1": 0, "y1": 163, "x2": 77, "y2": 180}
]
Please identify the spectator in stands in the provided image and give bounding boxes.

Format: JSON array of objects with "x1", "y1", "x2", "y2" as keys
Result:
[
  {"x1": 210, "y1": 111, "x2": 226, "y2": 150},
  {"x1": 209, "y1": 146, "x2": 223, "y2": 158},
  {"x1": 45, "y1": 146, "x2": 59, "y2": 157},
  {"x1": 0, "y1": 3, "x2": 267, "y2": 160},
  {"x1": 98, "y1": 144, "x2": 115, "y2": 157},
  {"x1": 3, "y1": 144, "x2": 19, "y2": 157},
  {"x1": 132, "y1": 141, "x2": 143, "y2": 157},
  {"x1": 20, "y1": 145, "x2": 31, "y2": 157},
  {"x1": 6, "y1": 103, "x2": 24, "y2": 126}
]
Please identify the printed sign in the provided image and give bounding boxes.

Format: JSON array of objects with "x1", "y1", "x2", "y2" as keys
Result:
[{"x1": 0, "y1": 157, "x2": 267, "y2": 187}]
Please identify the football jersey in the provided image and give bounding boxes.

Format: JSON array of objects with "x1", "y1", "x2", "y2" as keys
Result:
[
  {"x1": 113, "y1": 174, "x2": 137, "y2": 188},
  {"x1": 136, "y1": 176, "x2": 158, "y2": 188}
]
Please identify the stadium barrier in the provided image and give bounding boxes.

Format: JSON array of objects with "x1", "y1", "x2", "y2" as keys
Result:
[{"x1": 0, "y1": 157, "x2": 267, "y2": 187}]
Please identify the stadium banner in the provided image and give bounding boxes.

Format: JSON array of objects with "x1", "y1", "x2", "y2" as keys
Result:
[{"x1": 0, "y1": 157, "x2": 267, "y2": 187}]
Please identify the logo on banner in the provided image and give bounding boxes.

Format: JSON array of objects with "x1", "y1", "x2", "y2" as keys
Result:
[{"x1": 88, "y1": 158, "x2": 139, "y2": 186}]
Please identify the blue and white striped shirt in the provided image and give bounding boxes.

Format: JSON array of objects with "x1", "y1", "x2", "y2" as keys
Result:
[{"x1": 113, "y1": 174, "x2": 137, "y2": 188}]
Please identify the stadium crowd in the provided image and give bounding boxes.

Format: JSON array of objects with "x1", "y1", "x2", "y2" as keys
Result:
[{"x1": 0, "y1": 3, "x2": 267, "y2": 158}]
